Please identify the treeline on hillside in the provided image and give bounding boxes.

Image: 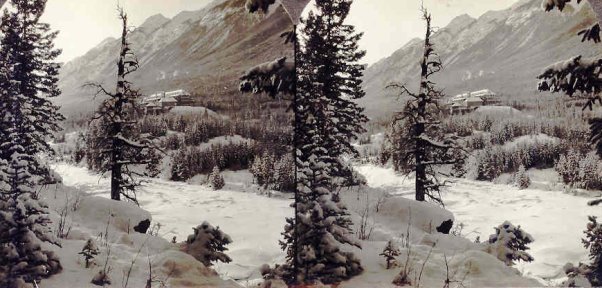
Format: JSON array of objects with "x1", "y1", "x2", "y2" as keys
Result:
[
  {"x1": 378, "y1": 99, "x2": 602, "y2": 190},
  {"x1": 71, "y1": 109, "x2": 294, "y2": 192}
]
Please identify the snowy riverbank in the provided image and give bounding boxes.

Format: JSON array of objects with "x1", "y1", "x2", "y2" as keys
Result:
[{"x1": 48, "y1": 161, "x2": 599, "y2": 286}]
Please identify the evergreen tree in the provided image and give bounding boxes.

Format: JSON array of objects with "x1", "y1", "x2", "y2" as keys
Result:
[
  {"x1": 274, "y1": 155, "x2": 295, "y2": 192},
  {"x1": 484, "y1": 221, "x2": 534, "y2": 266},
  {"x1": 0, "y1": 0, "x2": 64, "y2": 286},
  {"x1": 380, "y1": 240, "x2": 400, "y2": 269},
  {"x1": 183, "y1": 222, "x2": 232, "y2": 267},
  {"x1": 555, "y1": 149, "x2": 581, "y2": 185},
  {"x1": 299, "y1": 0, "x2": 368, "y2": 183},
  {"x1": 79, "y1": 239, "x2": 100, "y2": 269},
  {"x1": 277, "y1": 0, "x2": 366, "y2": 285},
  {"x1": 208, "y1": 166, "x2": 225, "y2": 190},
  {"x1": 85, "y1": 8, "x2": 157, "y2": 204},
  {"x1": 387, "y1": 8, "x2": 464, "y2": 204},
  {"x1": 514, "y1": 165, "x2": 531, "y2": 189}
]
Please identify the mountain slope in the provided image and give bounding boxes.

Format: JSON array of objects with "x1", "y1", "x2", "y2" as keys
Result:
[
  {"x1": 360, "y1": 0, "x2": 602, "y2": 120},
  {"x1": 56, "y1": 0, "x2": 293, "y2": 117}
]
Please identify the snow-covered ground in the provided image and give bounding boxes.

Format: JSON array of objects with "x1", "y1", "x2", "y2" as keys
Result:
[
  {"x1": 356, "y1": 164, "x2": 602, "y2": 284},
  {"x1": 49, "y1": 161, "x2": 602, "y2": 286},
  {"x1": 52, "y1": 163, "x2": 292, "y2": 284}
]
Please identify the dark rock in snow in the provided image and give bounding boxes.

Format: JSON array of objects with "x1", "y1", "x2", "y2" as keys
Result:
[
  {"x1": 134, "y1": 219, "x2": 151, "y2": 234},
  {"x1": 437, "y1": 219, "x2": 454, "y2": 234}
]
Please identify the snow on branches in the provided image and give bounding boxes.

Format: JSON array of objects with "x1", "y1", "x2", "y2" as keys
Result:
[
  {"x1": 239, "y1": 57, "x2": 294, "y2": 98},
  {"x1": 208, "y1": 166, "x2": 225, "y2": 190},
  {"x1": 537, "y1": 56, "x2": 602, "y2": 157},
  {"x1": 380, "y1": 240, "x2": 401, "y2": 269},
  {"x1": 245, "y1": 0, "x2": 276, "y2": 13},
  {"x1": 581, "y1": 216, "x2": 602, "y2": 285},
  {"x1": 183, "y1": 222, "x2": 232, "y2": 267},
  {"x1": 274, "y1": 1, "x2": 368, "y2": 284},
  {"x1": 484, "y1": 221, "x2": 534, "y2": 266},
  {"x1": 85, "y1": 7, "x2": 159, "y2": 204},
  {"x1": 561, "y1": 216, "x2": 602, "y2": 286},
  {"x1": 542, "y1": 0, "x2": 583, "y2": 12},
  {"x1": 386, "y1": 7, "x2": 465, "y2": 205},
  {"x1": 0, "y1": 0, "x2": 64, "y2": 286},
  {"x1": 538, "y1": 55, "x2": 602, "y2": 101}
]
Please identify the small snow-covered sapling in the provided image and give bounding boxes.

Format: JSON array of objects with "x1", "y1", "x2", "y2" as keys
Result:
[
  {"x1": 209, "y1": 166, "x2": 225, "y2": 190},
  {"x1": 184, "y1": 221, "x2": 232, "y2": 267},
  {"x1": 380, "y1": 240, "x2": 401, "y2": 269},
  {"x1": 80, "y1": 239, "x2": 100, "y2": 268},
  {"x1": 514, "y1": 165, "x2": 530, "y2": 189},
  {"x1": 486, "y1": 221, "x2": 534, "y2": 266},
  {"x1": 92, "y1": 245, "x2": 112, "y2": 286}
]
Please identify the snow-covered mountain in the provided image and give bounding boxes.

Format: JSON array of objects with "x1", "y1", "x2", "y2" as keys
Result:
[
  {"x1": 360, "y1": 0, "x2": 602, "y2": 120},
  {"x1": 56, "y1": 0, "x2": 293, "y2": 116}
]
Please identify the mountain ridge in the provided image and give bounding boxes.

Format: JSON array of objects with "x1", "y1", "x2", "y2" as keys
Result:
[
  {"x1": 359, "y1": 0, "x2": 602, "y2": 120},
  {"x1": 56, "y1": 0, "x2": 293, "y2": 117}
]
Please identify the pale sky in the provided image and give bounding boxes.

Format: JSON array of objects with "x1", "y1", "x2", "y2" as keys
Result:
[
  {"x1": 347, "y1": 0, "x2": 521, "y2": 64},
  {"x1": 40, "y1": 0, "x2": 214, "y2": 62},
  {"x1": 35, "y1": 0, "x2": 520, "y2": 64}
]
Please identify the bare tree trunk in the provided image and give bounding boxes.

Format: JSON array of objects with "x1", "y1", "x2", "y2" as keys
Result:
[
  {"x1": 110, "y1": 11, "x2": 129, "y2": 201},
  {"x1": 415, "y1": 10, "x2": 433, "y2": 202}
]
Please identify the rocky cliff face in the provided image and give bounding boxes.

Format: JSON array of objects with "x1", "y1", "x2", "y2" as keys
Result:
[{"x1": 360, "y1": 0, "x2": 602, "y2": 120}]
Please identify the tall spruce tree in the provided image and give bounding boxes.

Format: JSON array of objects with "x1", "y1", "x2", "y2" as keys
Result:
[
  {"x1": 387, "y1": 8, "x2": 464, "y2": 204},
  {"x1": 86, "y1": 8, "x2": 157, "y2": 204},
  {"x1": 277, "y1": 0, "x2": 366, "y2": 285},
  {"x1": 0, "y1": 0, "x2": 63, "y2": 286},
  {"x1": 301, "y1": 0, "x2": 368, "y2": 184}
]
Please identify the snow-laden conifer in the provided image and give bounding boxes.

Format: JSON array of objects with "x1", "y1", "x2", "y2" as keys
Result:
[
  {"x1": 183, "y1": 222, "x2": 232, "y2": 267},
  {"x1": 208, "y1": 166, "x2": 225, "y2": 190},
  {"x1": 0, "y1": 0, "x2": 64, "y2": 286},
  {"x1": 514, "y1": 165, "x2": 531, "y2": 189},
  {"x1": 484, "y1": 221, "x2": 534, "y2": 266},
  {"x1": 380, "y1": 240, "x2": 401, "y2": 269}
]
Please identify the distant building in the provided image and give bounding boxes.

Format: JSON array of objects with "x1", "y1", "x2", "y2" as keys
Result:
[
  {"x1": 141, "y1": 89, "x2": 194, "y2": 114},
  {"x1": 449, "y1": 89, "x2": 500, "y2": 114}
]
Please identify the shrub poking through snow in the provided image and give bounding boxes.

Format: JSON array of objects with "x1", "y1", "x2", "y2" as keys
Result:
[
  {"x1": 514, "y1": 165, "x2": 531, "y2": 189},
  {"x1": 559, "y1": 216, "x2": 602, "y2": 287},
  {"x1": 563, "y1": 262, "x2": 594, "y2": 287},
  {"x1": 392, "y1": 262, "x2": 413, "y2": 287},
  {"x1": 258, "y1": 264, "x2": 289, "y2": 288},
  {"x1": 582, "y1": 216, "x2": 602, "y2": 285},
  {"x1": 380, "y1": 240, "x2": 401, "y2": 269},
  {"x1": 80, "y1": 239, "x2": 100, "y2": 268},
  {"x1": 183, "y1": 221, "x2": 232, "y2": 267},
  {"x1": 208, "y1": 166, "x2": 225, "y2": 190},
  {"x1": 91, "y1": 270, "x2": 111, "y2": 286},
  {"x1": 485, "y1": 221, "x2": 534, "y2": 266}
]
